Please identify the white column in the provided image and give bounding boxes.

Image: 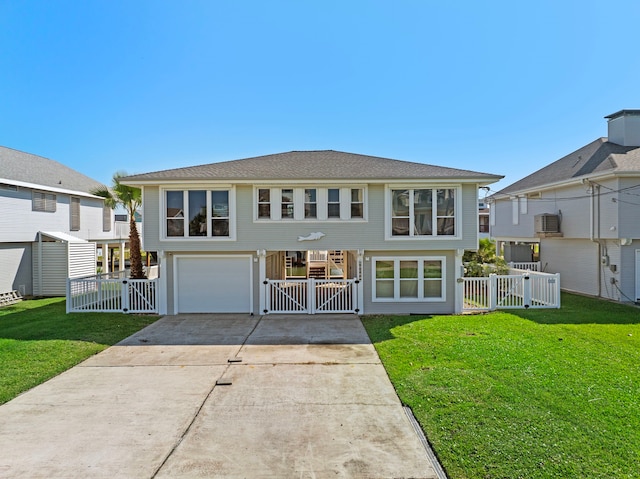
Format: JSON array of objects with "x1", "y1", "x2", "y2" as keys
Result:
[
  {"x1": 454, "y1": 248, "x2": 464, "y2": 314},
  {"x1": 157, "y1": 251, "x2": 168, "y2": 315},
  {"x1": 102, "y1": 243, "x2": 110, "y2": 274},
  {"x1": 257, "y1": 250, "x2": 267, "y2": 315},
  {"x1": 357, "y1": 249, "x2": 365, "y2": 314},
  {"x1": 119, "y1": 241, "x2": 126, "y2": 272}
]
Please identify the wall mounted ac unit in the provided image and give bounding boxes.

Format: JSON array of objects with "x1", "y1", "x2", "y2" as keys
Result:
[{"x1": 535, "y1": 214, "x2": 560, "y2": 233}]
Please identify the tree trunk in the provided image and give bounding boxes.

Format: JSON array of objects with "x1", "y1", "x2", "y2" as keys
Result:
[{"x1": 129, "y1": 217, "x2": 145, "y2": 279}]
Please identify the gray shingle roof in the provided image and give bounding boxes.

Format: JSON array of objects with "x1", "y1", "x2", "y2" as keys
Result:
[
  {"x1": 495, "y1": 138, "x2": 640, "y2": 196},
  {"x1": 122, "y1": 150, "x2": 502, "y2": 183},
  {"x1": 0, "y1": 146, "x2": 105, "y2": 194}
]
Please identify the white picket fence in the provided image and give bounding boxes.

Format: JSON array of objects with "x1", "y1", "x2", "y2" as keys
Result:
[
  {"x1": 462, "y1": 270, "x2": 560, "y2": 312},
  {"x1": 67, "y1": 275, "x2": 158, "y2": 314},
  {"x1": 265, "y1": 278, "x2": 358, "y2": 314}
]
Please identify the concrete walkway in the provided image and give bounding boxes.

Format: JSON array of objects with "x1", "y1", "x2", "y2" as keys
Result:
[{"x1": 0, "y1": 314, "x2": 439, "y2": 478}]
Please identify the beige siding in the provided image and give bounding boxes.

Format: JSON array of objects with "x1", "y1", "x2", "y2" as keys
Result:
[
  {"x1": 143, "y1": 183, "x2": 479, "y2": 253},
  {"x1": 362, "y1": 249, "x2": 455, "y2": 315}
]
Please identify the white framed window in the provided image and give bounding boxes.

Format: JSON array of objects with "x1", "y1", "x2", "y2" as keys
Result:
[
  {"x1": 304, "y1": 188, "x2": 317, "y2": 219},
  {"x1": 327, "y1": 188, "x2": 340, "y2": 218},
  {"x1": 351, "y1": 188, "x2": 363, "y2": 218},
  {"x1": 70, "y1": 197, "x2": 81, "y2": 231},
  {"x1": 255, "y1": 186, "x2": 367, "y2": 221},
  {"x1": 32, "y1": 191, "x2": 56, "y2": 212},
  {"x1": 387, "y1": 187, "x2": 458, "y2": 238},
  {"x1": 163, "y1": 188, "x2": 235, "y2": 239},
  {"x1": 258, "y1": 188, "x2": 271, "y2": 219},
  {"x1": 372, "y1": 256, "x2": 445, "y2": 302}
]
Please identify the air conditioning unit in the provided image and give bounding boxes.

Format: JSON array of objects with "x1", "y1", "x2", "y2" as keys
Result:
[{"x1": 535, "y1": 214, "x2": 560, "y2": 233}]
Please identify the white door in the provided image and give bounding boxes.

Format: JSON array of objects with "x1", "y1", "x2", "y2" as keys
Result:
[{"x1": 175, "y1": 256, "x2": 252, "y2": 313}]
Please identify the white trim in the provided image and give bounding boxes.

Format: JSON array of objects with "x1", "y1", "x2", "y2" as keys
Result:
[
  {"x1": 371, "y1": 256, "x2": 446, "y2": 302},
  {"x1": 173, "y1": 254, "x2": 253, "y2": 314},
  {"x1": 253, "y1": 185, "x2": 369, "y2": 223},
  {"x1": 160, "y1": 186, "x2": 237, "y2": 241},
  {"x1": 0, "y1": 177, "x2": 105, "y2": 199},
  {"x1": 384, "y1": 185, "x2": 461, "y2": 241}
]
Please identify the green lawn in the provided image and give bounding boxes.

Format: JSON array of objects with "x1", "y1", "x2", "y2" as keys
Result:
[
  {"x1": 0, "y1": 297, "x2": 158, "y2": 405},
  {"x1": 362, "y1": 293, "x2": 640, "y2": 479}
]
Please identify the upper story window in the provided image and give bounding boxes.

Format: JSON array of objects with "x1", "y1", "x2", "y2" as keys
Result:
[
  {"x1": 327, "y1": 188, "x2": 340, "y2": 218},
  {"x1": 304, "y1": 189, "x2": 317, "y2": 219},
  {"x1": 389, "y1": 187, "x2": 457, "y2": 238},
  {"x1": 164, "y1": 188, "x2": 234, "y2": 239},
  {"x1": 351, "y1": 188, "x2": 364, "y2": 218},
  {"x1": 281, "y1": 189, "x2": 294, "y2": 219},
  {"x1": 255, "y1": 186, "x2": 366, "y2": 221},
  {"x1": 258, "y1": 189, "x2": 270, "y2": 219},
  {"x1": 32, "y1": 191, "x2": 56, "y2": 212},
  {"x1": 70, "y1": 197, "x2": 81, "y2": 231}
]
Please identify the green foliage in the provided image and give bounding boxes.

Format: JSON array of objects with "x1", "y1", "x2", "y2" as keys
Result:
[
  {"x1": 0, "y1": 298, "x2": 158, "y2": 404},
  {"x1": 362, "y1": 293, "x2": 640, "y2": 479},
  {"x1": 464, "y1": 238, "x2": 509, "y2": 277},
  {"x1": 91, "y1": 172, "x2": 145, "y2": 278}
]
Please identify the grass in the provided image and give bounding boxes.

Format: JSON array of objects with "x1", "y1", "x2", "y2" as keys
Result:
[
  {"x1": 0, "y1": 297, "x2": 158, "y2": 405},
  {"x1": 362, "y1": 293, "x2": 640, "y2": 479}
]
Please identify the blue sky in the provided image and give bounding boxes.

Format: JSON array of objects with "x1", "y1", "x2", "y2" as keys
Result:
[{"x1": 1, "y1": 0, "x2": 639, "y2": 193}]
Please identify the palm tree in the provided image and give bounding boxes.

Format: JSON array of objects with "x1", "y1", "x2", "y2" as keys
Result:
[{"x1": 92, "y1": 172, "x2": 145, "y2": 279}]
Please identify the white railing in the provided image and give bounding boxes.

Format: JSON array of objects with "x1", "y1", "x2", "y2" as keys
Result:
[
  {"x1": 67, "y1": 276, "x2": 158, "y2": 314},
  {"x1": 265, "y1": 278, "x2": 358, "y2": 314},
  {"x1": 508, "y1": 261, "x2": 541, "y2": 272},
  {"x1": 462, "y1": 271, "x2": 560, "y2": 312}
]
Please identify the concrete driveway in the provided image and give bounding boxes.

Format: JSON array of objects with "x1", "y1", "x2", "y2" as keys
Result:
[{"x1": 0, "y1": 314, "x2": 441, "y2": 478}]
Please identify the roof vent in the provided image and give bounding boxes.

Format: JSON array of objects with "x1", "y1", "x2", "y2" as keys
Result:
[{"x1": 535, "y1": 214, "x2": 560, "y2": 233}]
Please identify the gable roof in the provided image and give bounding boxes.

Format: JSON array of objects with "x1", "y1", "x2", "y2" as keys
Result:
[
  {"x1": 494, "y1": 138, "x2": 640, "y2": 197},
  {"x1": 0, "y1": 146, "x2": 105, "y2": 195},
  {"x1": 121, "y1": 150, "x2": 502, "y2": 184}
]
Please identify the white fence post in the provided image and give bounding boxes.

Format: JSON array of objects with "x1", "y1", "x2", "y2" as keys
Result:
[
  {"x1": 489, "y1": 274, "x2": 497, "y2": 311},
  {"x1": 523, "y1": 274, "x2": 531, "y2": 308}
]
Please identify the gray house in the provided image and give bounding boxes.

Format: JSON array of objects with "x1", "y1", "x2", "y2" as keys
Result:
[
  {"x1": 0, "y1": 146, "x2": 128, "y2": 296},
  {"x1": 122, "y1": 150, "x2": 502, "y2": 315},
  {"x1": 490, "y1": 110, "x2": 640, "y2": 303}
]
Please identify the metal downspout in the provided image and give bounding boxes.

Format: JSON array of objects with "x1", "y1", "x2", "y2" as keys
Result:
[{"x1": 588, "y1": 182, "x2": 602, "y2": 297}]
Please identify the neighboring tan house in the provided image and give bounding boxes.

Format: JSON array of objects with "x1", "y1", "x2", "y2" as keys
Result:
[
  {"x1": 0, "y1": 146, "x2": 130, "y2": 296},
  {"x1": 122, "y1": 150, "x2": 502, "y2": 315},
  {"x1": 490, "y1": 110, "x2": 640, "y2": 303}
]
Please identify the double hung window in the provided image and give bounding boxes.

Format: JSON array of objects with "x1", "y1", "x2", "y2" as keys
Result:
[
  {"x1": 256, "y1": 187, "x2": 365, "y2": 221},
  {"x1": 373, "y1": 257, "x2": 445, "y2": 301},
  {"x1": 165, "y1": 189, "x2": 233, "y2": 239}
]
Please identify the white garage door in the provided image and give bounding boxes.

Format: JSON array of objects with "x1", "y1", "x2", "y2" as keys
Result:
[{"x1": 175, "y1": 256, "x2": 252, "y2": 313}]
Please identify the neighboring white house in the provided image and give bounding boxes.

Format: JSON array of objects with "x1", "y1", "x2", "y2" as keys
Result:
[
  {"x1": 0, "y1": 146, "x2": 131, "y2": 296},
  {"x1": 122, "y1": 150, "x2": 502, "y2": 315},
  {"x1": 490, "y1": 110, "x2": 640, "y2": 303}
]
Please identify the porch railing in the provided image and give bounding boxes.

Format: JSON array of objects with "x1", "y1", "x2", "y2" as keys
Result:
[
  {"x1": 265, "y1": 278, "x2": 358, "y2": 314},
  {"x1": 67, "y1": 275, "x2": 158, "y2": 314},
  {"x1": 508, "y1": 261, "x2": 542, "y2": 272},
  {"x1": 462, "y1": 271, "x2": 560, "y2": 312}
]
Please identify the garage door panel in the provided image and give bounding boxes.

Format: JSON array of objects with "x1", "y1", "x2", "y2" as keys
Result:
[{"x1": 176, "y1": 257, "x2": 251, "y2": 313}]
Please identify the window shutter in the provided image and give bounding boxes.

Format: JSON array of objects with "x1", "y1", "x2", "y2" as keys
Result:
[
  {"x1": 70, "y1": 197, "x2": 81, "y2": 231},
  {"x1": 103, "y1": 204, "x2": 112, "y2": 231}
]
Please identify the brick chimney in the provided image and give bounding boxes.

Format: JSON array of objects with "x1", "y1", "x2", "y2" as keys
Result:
[{"x1": 605, "y1": 110, "x2": 640, "y2": 146}]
